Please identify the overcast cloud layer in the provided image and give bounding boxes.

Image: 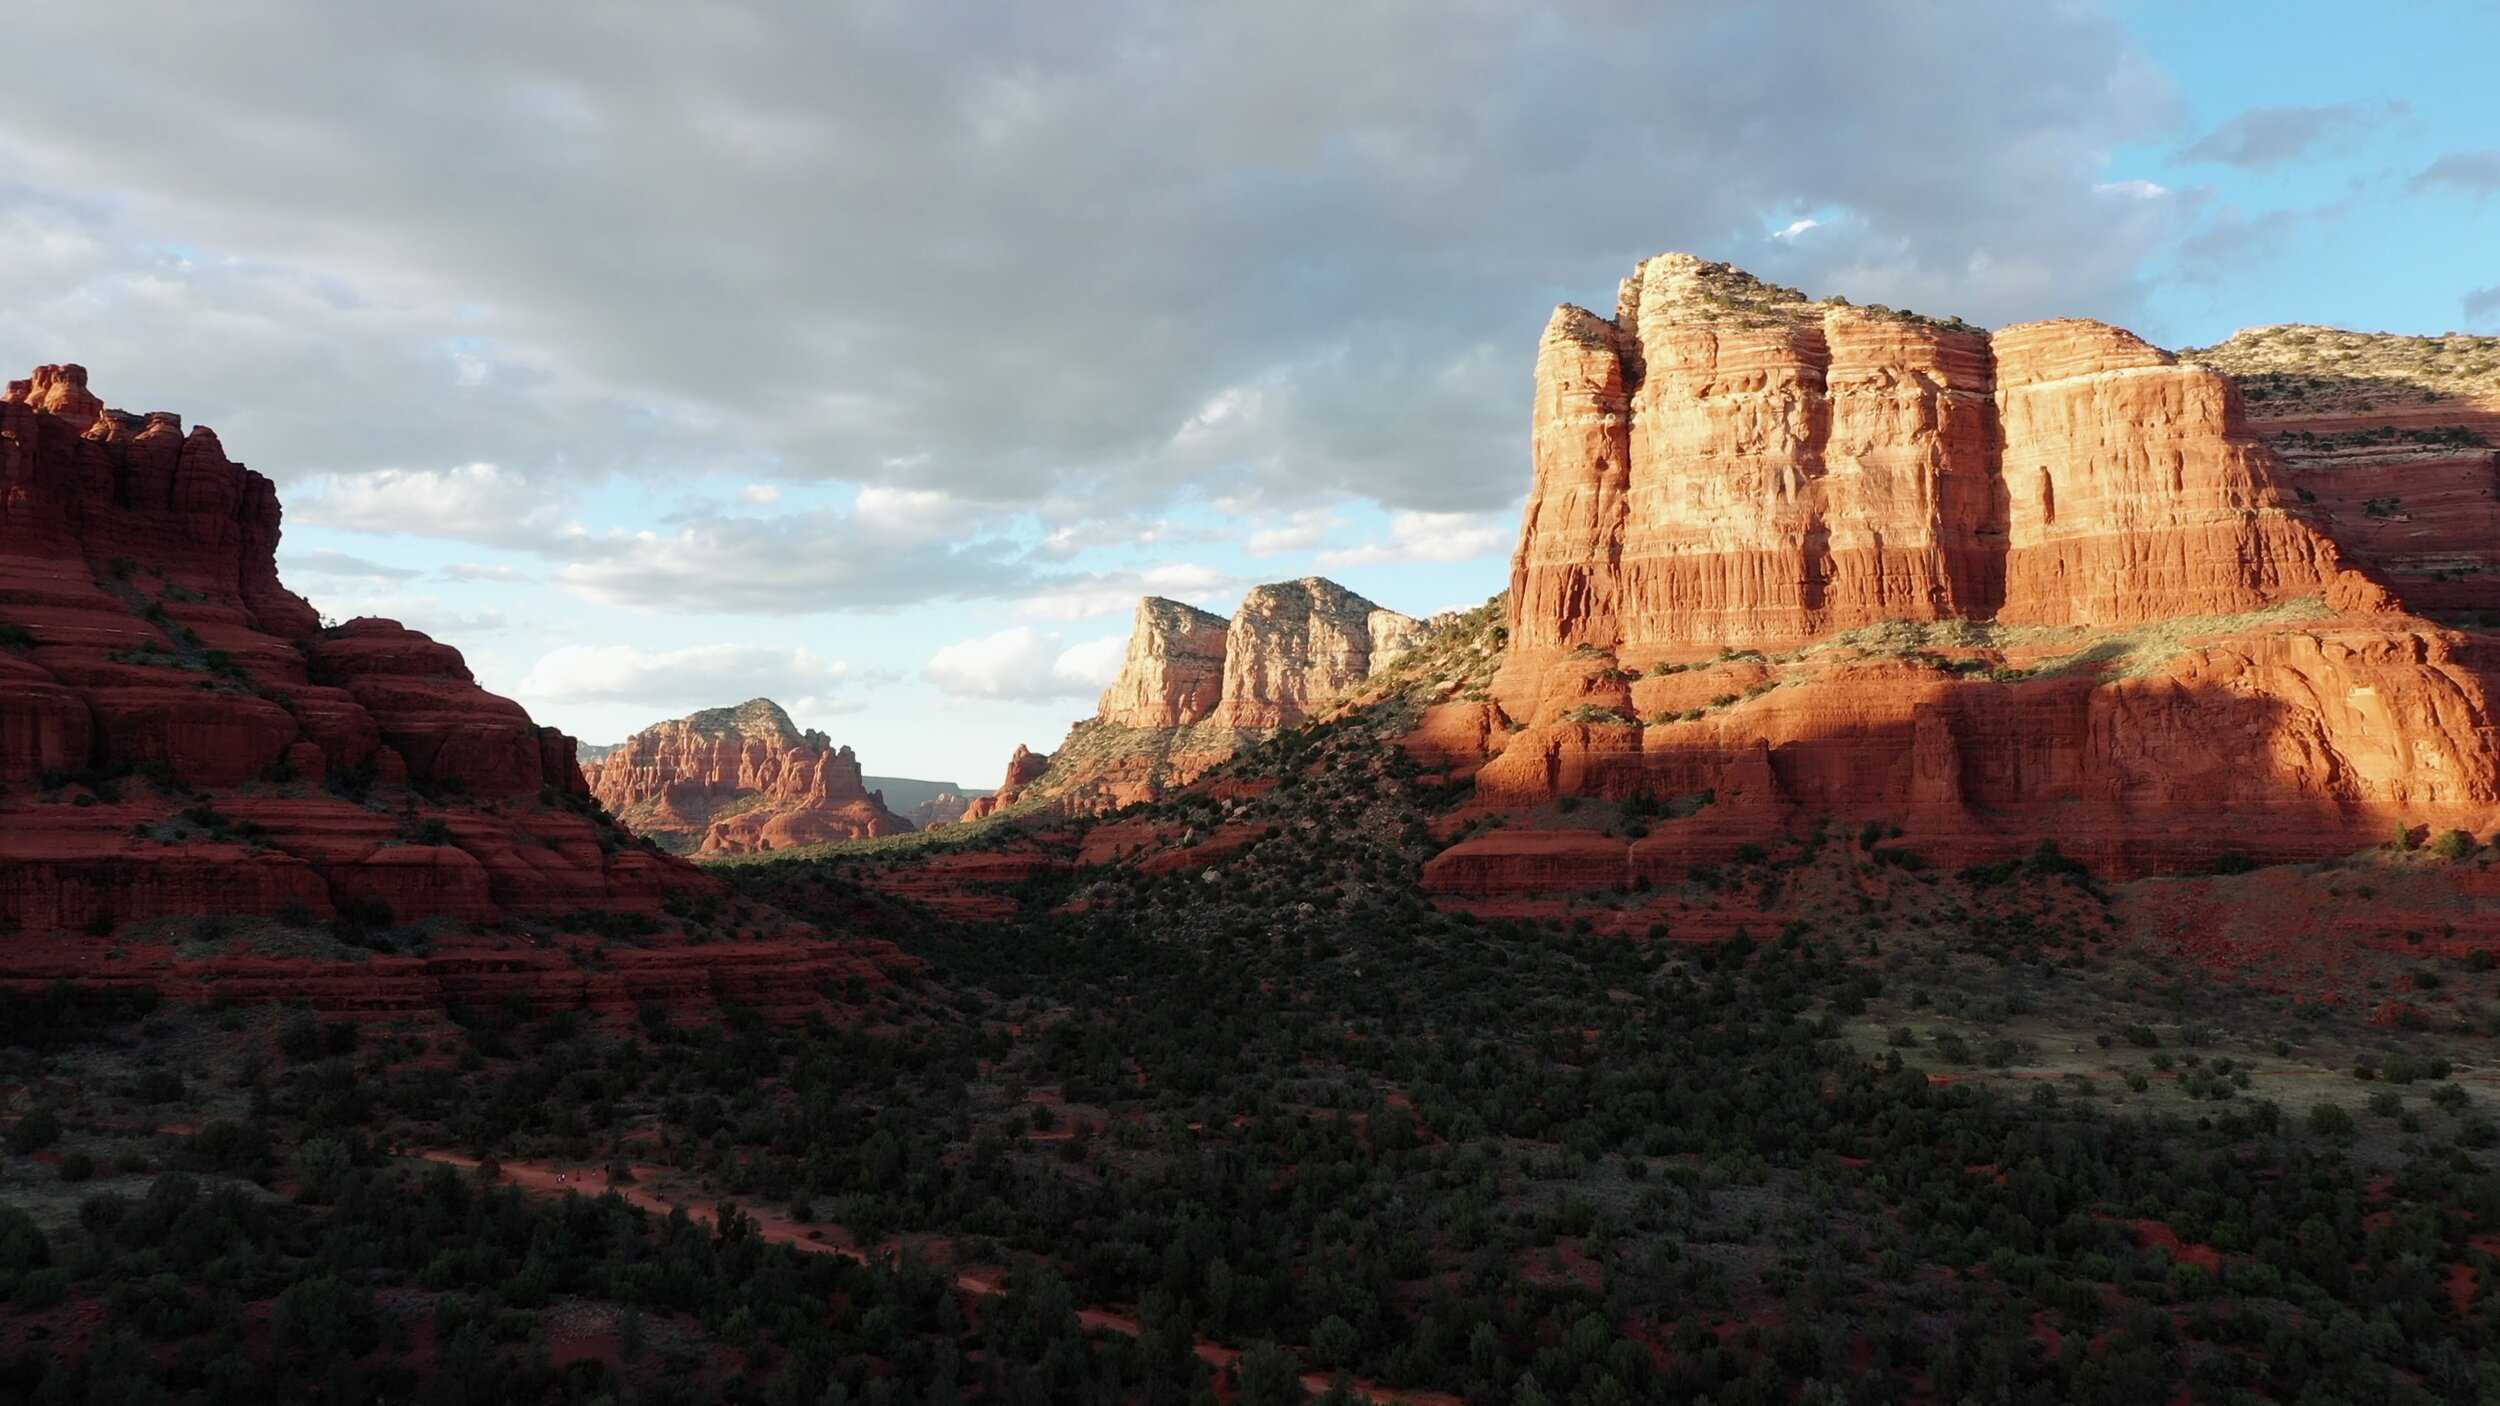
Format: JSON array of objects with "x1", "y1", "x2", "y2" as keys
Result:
[{"x1": 0, "y1": 0, "x2": 2186, "y2": 526}]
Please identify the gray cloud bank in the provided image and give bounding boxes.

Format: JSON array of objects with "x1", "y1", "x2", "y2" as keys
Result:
[{"x1": 0, "y1": 0, "x2": 2180, "y2": 534}]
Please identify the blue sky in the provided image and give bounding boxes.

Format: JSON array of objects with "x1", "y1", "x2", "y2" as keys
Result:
[{"x1": 1, "y1": 2, "x2": 2492, "y2": 783}]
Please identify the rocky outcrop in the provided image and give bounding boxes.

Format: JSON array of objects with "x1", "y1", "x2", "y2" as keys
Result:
[
  {"x1": 952, "y1": 580, "x2": 1419, "y2": 824},
  {"x1": 590, "y1": 699, "x2": 911, "y2": 854},
  {"x1": 1428, "y1": 257, "x2": 2500, "y2": 890},
  {"x1": 1097, "y1": 598, "x2": 1230, "y2": 727},
  {"x1": 956, "y1": 744, "x2": 1051, "y2": 823},
  {"x1": 1420, "y1": 252, "x2": 2500, "y2": 885},
  {"x1": 1495, "y1": 255, "x2": 2364, "y2": 723},
  {"x1": 0, "y1": 366, "x2": 907, "y2": 1013},
  {"x1": 1210, "y1": 578, "x2": 1422, "y2": 728}
]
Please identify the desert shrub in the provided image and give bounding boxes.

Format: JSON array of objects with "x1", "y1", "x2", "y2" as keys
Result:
[
  {"x1": 2430, "y1": 828, "x2": 2477, "y2": 861},
  {"x1": 2307, "y1": 1102, "x2": 2356, "y2": 1142},
  {"x1": 7, "y1": 1107, "x2": 62, "y2": 1154}
]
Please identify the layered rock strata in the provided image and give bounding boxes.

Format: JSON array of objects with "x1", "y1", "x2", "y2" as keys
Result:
[
  {"x1": 589, "y1": 699, "x2": 911, "y2": 854},
  {"x1": 0, "y1": 367, "x2": 906, "y2": 1004},
  {"x1": 1430, "y1": 257, "x2": 2500, "y2": 889},
  {"x1": 2186, "y1": 326, "x2": 2500, "y2": 613},
  {"x1": 1496, "y1": 254, "x2": 2357, "y2": 721}
]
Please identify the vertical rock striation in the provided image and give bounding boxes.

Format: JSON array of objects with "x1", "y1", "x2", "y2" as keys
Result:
[
  {"x1": 1493, "y1": 255, "x2": 2372, "y2": 724},
  {"x1": 1430, "y1": 256, "x2": 2500, "y2": 888},
  {"x1": 1096, "y1": 598, "x2": 1230, "y2": 727}
]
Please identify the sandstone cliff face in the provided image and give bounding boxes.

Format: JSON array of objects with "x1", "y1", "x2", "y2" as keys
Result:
[
  {"x1": 1438, "y1": 258, "x2": 2500, "y2": 888},
  {"x1": 956, "y1": 579, "x2": 1419, "y2": 823},
  {"x1": 1494, "y1": 256, "x2": 2371, "y2": 724},
  {"x1": 0, "y1": 367, "x2": 775, "y2": 956},
  {"x1": 590, "y1": 698, "x2": 911, "y2": 854},
  {"x1": 1211, "y1": 578, "x2": 1420, "y2": 729},
  {"x1": 1097, "y1": 598, "x2": 1230, "y2": 727}
]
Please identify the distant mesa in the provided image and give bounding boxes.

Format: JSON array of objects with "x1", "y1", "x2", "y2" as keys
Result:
[{"x1": 584, "y1": 698, "x2": 913, "y2": 854}]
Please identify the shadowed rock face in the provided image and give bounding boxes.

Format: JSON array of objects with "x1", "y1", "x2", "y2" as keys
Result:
[
  {"x1": 2184, "y1": 325, "x2": 2500, "y2": 613},
  {"x1": 0, "y1": 365, "x2": 723, "y2": 936},
  {"x1": 1421, "y1": 258, "x2": 2500, "y2": 889},
  {"x1": 587, "y1": 699, "x2": 911, "y2": 854}
]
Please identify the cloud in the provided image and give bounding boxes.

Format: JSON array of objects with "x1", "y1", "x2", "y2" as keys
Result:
[
  {"x1": 2415, "y1": 150, "x2": 2500, "y2": 195},
  {"x1": 280, "y1": 548, "x2": 424, "y2": 584},
  {"x1": 1244, "y1": 509, "x2": 1345, "y2": 557},
  {"x1": 2178, "y1": 102, "x2": 2403, "y2": 169},
  {"x1": 517, "y1": 642, "x2": 861, "y2": 711},
  {"x1": 293, "y1": 462, "x2": 574, "y2": 548},
  {"x1": 0, "y1": 0, "x2": 2186, "y2": 530},
  {"x1": 2467, "y1": 286, "x2": 2500, "y2": 328},
  {"x1": 923, "y1": 626, "x2": 1127, "y2": 702},
  {"x1": 1317, "y1": 510, "x2": 1513, "y2": 569},
  {"x1": 853, "y1": 485, "x2": 976, "y2": 543},
  {"x1": 2172, "y1": 199, "x2": 2355, "y2": 284},
  {"x1": 301, "y1": 592, "x2": 507, "y2": 638},
  {"x1": 1011, "y1": 563, "x2": 1239, "y2": 621},
  {"x1": 553, "y1": 506, "x2": 1047, "y2": 614},
  {"x1": 2093, "y1": 180, "x2": 2168, "y2": 200},
  {"x1": 1770, "y1": 218, "x2": 1822, "y2": 241},
  {"x1": 440, "y1": 562, "x2": 530, "y2": 583}
]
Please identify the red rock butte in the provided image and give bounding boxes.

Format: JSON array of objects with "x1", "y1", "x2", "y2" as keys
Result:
[
  {"x1": 584, "y1": 698, "x2": 912, "y2": 854},
  {"x1": 0, "y1": 366, "x2": 903, "y2": 1011},
  {"x1": 1414, "y1": 255, "x2": 2500, "y2": 891}
]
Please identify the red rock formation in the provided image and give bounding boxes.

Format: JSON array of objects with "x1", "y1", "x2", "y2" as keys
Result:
[
  {"x1": 952, "y1": 579, "x2": 1421, "y2": 825},
  {"x1": 1494, "y1": 257, "x2": 2368, "y2": 724},
  {"x1": 0, "y1": 367, "x2": 906, "y2": 1015},
  {"x1": 1431, "y1": 257, "x2": 2500, "y2": 892},
  {"x1": 1210, "y1": 578, "x2": 1421, "y2": 729},
  {"x1": 1097, "y1": 598, "x2": 1230, "y2": 727},
  {"x1": 903, "y1": 790, "x2": 977, "y2": 828},
  {"x1": 956, "y1": 744, "x2": 1051, "y2": 823},
  {"x1": 589, "y1": 699, "x2": 910, "y2": 854}
]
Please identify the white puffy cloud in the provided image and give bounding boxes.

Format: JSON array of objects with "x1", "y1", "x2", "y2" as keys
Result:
[
  {"x1": 293, "y1": 463, "x2": 575, "y2": 548},
  {"x1": 517, "y1": 642, "x2": 861, "y2": 711},
  {"x1": 1011, "y1": 563, "x2": 1239, "y2": 622},
  {"x1": 853, "y1": 485, "x2": 975, "y2": 543},
  {"x1": 1244, "y1": 509, "x2": 1345, "y2": 558},
  {"x1": 1317, "y1": 510, "x2": 1511, "y2": 569},
  {"x1": 923, "y1": 627, "x2": 1127, "y2": 702}
]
